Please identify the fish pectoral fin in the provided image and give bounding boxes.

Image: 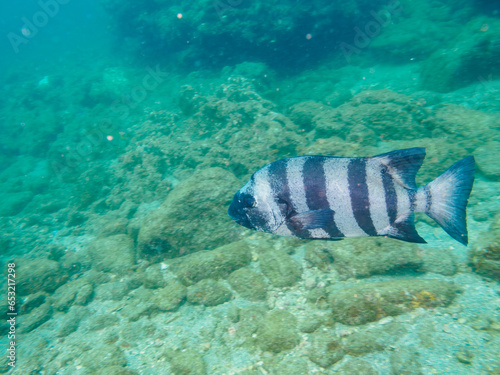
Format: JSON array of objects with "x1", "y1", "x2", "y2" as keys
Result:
[{"x1": 288, "y1": 209, "x2": 334, "y2": 231}]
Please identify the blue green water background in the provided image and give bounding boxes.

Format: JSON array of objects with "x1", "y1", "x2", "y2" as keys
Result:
[{"x1": 0, "y1": 0, "x2": 499, "y2": 374}]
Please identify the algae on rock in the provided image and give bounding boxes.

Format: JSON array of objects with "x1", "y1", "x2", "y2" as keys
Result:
[
  {"x1": 138, "y1": 167, "x2": 241, "y2": 259},
  {"x1": 329, "y1": 279, "x2": 459, "y2": 325}
]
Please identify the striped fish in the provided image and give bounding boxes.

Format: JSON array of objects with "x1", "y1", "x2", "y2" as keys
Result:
[{"x1": 228, "y1": 148, "x2": 475, "y2": 245}]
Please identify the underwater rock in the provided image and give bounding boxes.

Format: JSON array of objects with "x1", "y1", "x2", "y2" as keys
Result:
[
  {"x1": 390, "y1": 346, "x2": 423, "y2": 375},
  {"x1": 335, "y1": 358, "x2": 378, "y2": 375},
  {"x1": 138, "y1": 167, "x2": 241, "y2": 259},
  {"x1": 420, "y1": 248, "x2": 457, "y2": 276},
  {"x1": 308, "y1": 238, "x2": 423, "y2": 279},
  {"x1": 94, "y1": 279, "x2": 134, "y2": 301},
  {"x1": 80, "y1": 344, "x2": 127, "y2": 371},
  {"x1": 187, "y1": 279, "x2": 232, "y2": 306},
  {"x1": 259, "y1": 249, "x2": 302, "y2": 287},
  {"x1": 267, "y1": 356, "x2": 309, "y2": 375},
  {"x1": 87, "y1": 234, "x2": 135, "y2": 273},
  {"x1": 329, "y1": 279, "x2": 459, "y2": 325},
  {"x1": 151, "y1": 280, "x2": 187, "y2": 311},
  {"x1": 168, "y1": 240, "x2": 251, "y2": 286},
  {"x1": 288, "y1": 101, "x2": 327, "y2": 132},
  {"x1": 307, "y1": 330, "x2": 345, "y2": 368},
  {"x1": 298, "y1": 314, "x2": 325, "y2": 334},
  {"x1": 17, "y1": 258, "x2": 68, "y2": 296},
  {"x1": 143, "y1": 263, "x2": 168, "y2": 289},
  {"x1": 420, "y1": 18, "x2": 500, "y2": 92},
  {"x1": 469, "y1": 213, "x2": 500, "y2": 280},
  {"x1": 19, "y1": 302, "x2": 53, "y2": 333},
  {"x1": 55, "y1": 305, "x2": 89, "y2": 337},
  {"x1": 118, "y1": 286, "x2": 155, "y2": 322},
  {"x1": 342, "y1": 322, "x2": 407, "y2": 356},
  {"x1": 96, "y1": 366, "x2": 138, "y2": 375},
  {"x1": 336, "y1": 90, "x2": 432, "y2": 142},
  {"x1": 257, "y1": 310, "x2": 300, "y2": 353},
  {"x1": 87, "y1": 313, "x2": 119, "y2": 331},
  {"x1": 227, "y1": 268, "x2": 268, "y2": 301},
  {"x1": 50, "y1": 278, "x2": 94, "y2": 311},
  {"x1": 475, "y1": 141, "x2": 500, "y2": 181},
  {"x1": 164, "y1": 349, "x2": 206, "y2": 375},
  {"x1": 0, "y1": 191, "x2": 33, "y2": 216},
  {"x1": 229, "y1": 305, "x2": 267, "y2": 349},
  {"x1": 20, "y1": 292, "x2": 46, "y2": 314}
]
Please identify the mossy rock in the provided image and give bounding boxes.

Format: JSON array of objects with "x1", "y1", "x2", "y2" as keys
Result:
[
  {"x1": 0, "y1": 191, "x2": 33, "y2": 216},
  {"x1": 390, "y1": 346, "x2": 423, "y2": 375},
  {"x1": 17, "y1": 258, "x2": 68, "y2": 296},
  {"x1": 80, "y1": 344, "x2": 127, "y2": 371},
  {"x1": 151, "y1": 281, "x2": 187, "y2": 311},
  {"x1": 50, "y1": 278, "x2": 94, "y2": 311},
  {"x1": 307, "y1": 237, "x2": 423, "y2": 279},
  {"x1": 469, "y1": 213, "x2": 500, "y2": 280},
  {"x1": 329, "y1": 279, "x2": 459, "y2": 325},
  {"x1": 87, "y1": 313, "x2": 119, "y2": 331},
  {"x1": 307, "y1": 330, "x2": 345, "y2": 368},
  {"x1": 187, "y1": 279, "x2": 232, "y2": 306},
  {"x1": 259, "y1": 249, "x2": 302, "y2": 287},
  {"x1": 164, "y1": 349, "x2": 206, "y2": 375},
  {"x1": 56, "y1": 305, "x2": 89, "y2": 337},
  {"x1": 227, "y1": 268, "x2": 268, "y2": 301},
  {"x1": 87, "y1": 234, "x2": 135, "y2": 273},
  {"x1": 335, "y1": 358, "x2": 378, "y2": 375},
  {"x1": 96, "y1": 366, "x2": 137, "y2": 375},
  {"x1": 18, "y1": 302, "x2": 53, "y2": 333},
  {"x1": 137, "y1": 167, "x2": 241, "y2": 259},
  {"x1": 342, "y1": 322, "x2": 407, "y2": 356},
  {"x1": 257, "y1": 310, "x2": 300, "y2": 353},
  {"x1": 168, "y1": 240, "x2": 251, "y2": 286}
]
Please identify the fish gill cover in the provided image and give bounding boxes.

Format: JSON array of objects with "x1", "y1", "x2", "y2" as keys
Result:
[{"x1": 0, "y1": 0, "x2": 499, "y2": 374}]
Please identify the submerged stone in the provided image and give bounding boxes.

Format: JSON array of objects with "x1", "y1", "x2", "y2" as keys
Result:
[
  {"x1": 152, "y1": 280, "x2": 187, "y2": 311},
  {"x1": 80, "y1": 344, "x2": 127, "y2": 371},
  {"x1": 307, "y1": 330, "x2": 345, "y2": 368},
  {"x1": 137, "y1": 167, "x2": 241, "y2": 259},
  {"x1": 168, "y1": 240, "x2": 251, "y2": 286},
  {"x1": 87, "y1": 234, "x2": 135, "y2": 273},
  {"x1": 259, "y1": 249, "x2": 302, "y2": 287},
  {"x1": 257, "y1": 310, "x2": 300, "y2": 353},
  {"x1": 164, "y1": 349, "x2": 207, "y2": 375},
  {"x1": 306, "y1": 238, "x2": 423, "y2": 279},
  {"x1": 19, "y1": 302, "x2": 53, "y2": 333},
  {"x1": 187, "y1": 279, "x2": 232, "y2": 306},
  {"x1": 17, "y1": 258, "x2": 68, "y2": 296},
  {"x1": 469, "y1": 213, "x2": 500, "y2": 280},
  {"x1": 227, "y1": 268, "x2": 268, "y2": 301},
  {"x1": 329, "y1": 279, "x2": 459, "y2": 325}
]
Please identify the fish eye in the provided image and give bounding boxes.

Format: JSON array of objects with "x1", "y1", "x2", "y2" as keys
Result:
[{"x1": 243, "y1": 196, "x2": 256, "y2": 208}]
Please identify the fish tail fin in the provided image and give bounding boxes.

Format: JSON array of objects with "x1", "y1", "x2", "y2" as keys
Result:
[{"x1": 415, "y1": 156, "x2": 475, "y2": 245}]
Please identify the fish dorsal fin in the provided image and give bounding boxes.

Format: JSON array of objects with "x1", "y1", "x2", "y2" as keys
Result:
[
  {"x1": 374, "y1": 148, "x2": 426, "y2": 189},
  {"x1": 386, "y1": 213, "x2": 427, "y2": 244}
]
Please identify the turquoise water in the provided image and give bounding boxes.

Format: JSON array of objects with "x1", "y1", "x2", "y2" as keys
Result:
[{"x1": 0, "y1": 0, "x2": 499, "y2": 374}]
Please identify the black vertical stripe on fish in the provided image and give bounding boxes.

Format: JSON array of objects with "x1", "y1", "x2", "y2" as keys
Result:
[
  {"x1": 302, "y1": 157, "x2": 343, "y2": 237},
  {"x1": 381, "y1": 165, "x2": 397, "y2": 224},
  {"x1": 348, "y1": 158, "x2": 378, "y2": 236},
  {"x1": 268, "y1": 158, "x2": 295, "y2": 232},
  {"x1": 424, "y1": 185, "x2": 432, "y2": 213},
  {"x1": 409, "y1": 190, "x2": 416, "y2": 212}
]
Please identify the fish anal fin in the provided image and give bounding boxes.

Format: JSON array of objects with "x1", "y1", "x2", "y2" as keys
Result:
[{"x1": 386, "y1": 213, "x2": 427, "y2": 244}]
